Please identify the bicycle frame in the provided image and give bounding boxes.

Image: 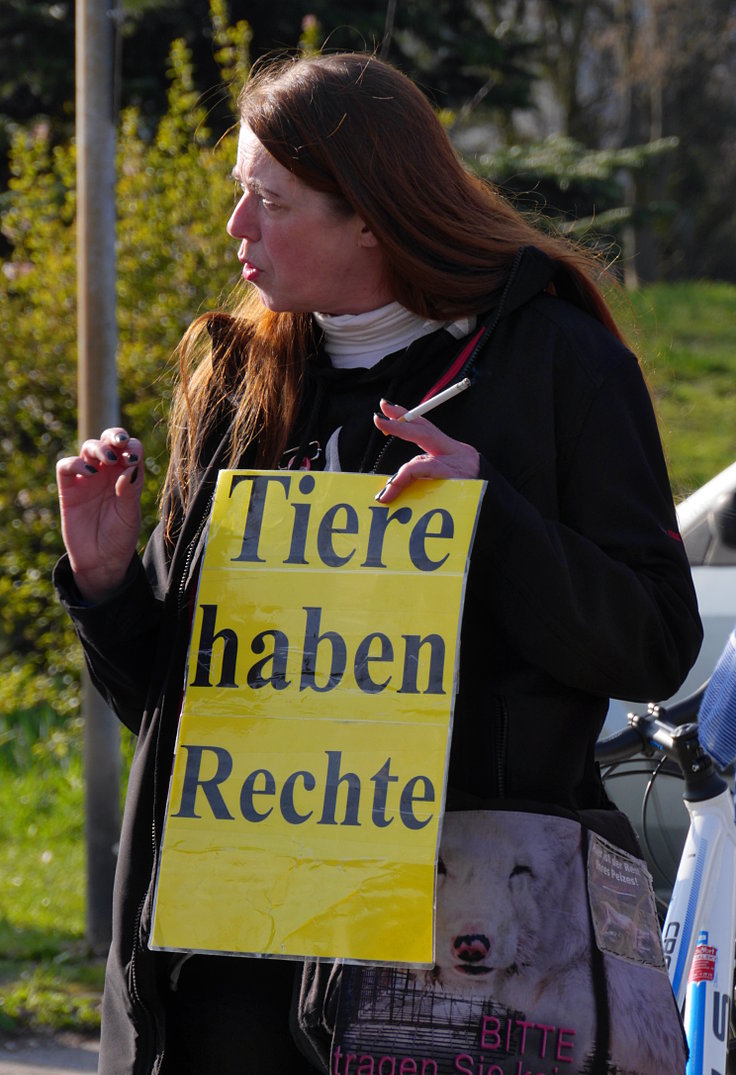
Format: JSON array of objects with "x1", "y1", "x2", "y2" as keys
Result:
[
  {"x1": 598, "y1": 709, "x2": 736, "y2": 1075},
  {"x1": 664, "y1": 783, "x2": 736, "y2": 1075}
]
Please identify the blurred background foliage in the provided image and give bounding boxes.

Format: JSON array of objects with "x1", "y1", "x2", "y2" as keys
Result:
[
  {"x1": 3, "y1": 0, "x2": 736, "y2": 273},
  {"x1": 0, "y1": 0, "x2": 735, "y2": 743}
]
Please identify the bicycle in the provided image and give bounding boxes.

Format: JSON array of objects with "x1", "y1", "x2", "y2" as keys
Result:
[{"x1": 596, "y1": 688, "x2": 736, "y2": 1075}]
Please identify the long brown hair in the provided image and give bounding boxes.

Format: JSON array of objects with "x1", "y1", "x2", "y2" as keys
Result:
[{"x1": 164, "y1": 51, "x2": 624, "y2": 532}]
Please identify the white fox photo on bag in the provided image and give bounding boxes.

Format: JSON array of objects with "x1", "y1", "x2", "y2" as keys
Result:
[{"x1": 330, "y1": 810, "x2": 687, "y2": 1075}]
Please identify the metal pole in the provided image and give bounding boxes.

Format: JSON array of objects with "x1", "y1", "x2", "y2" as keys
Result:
[{"x1": 75, "y1": 0, "x2": 121, "y2": 955}]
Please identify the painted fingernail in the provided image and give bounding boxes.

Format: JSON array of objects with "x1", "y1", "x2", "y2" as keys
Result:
[
  {"x1": 85, "y1": 464, "x2": 98, "y2": 474},
  {"x1": 105, "y1": 450, "x2": 118, "y2": 462},
  {"x1": 126, "y1": 453, "x2": 139, "y2": 463},
  {"x1": 374, "y1": 473, "x2": 398, "y2": 502},
  {"x1": 130, "y1": 467, "x2": 139, "y2": 484},
  {"x1": 114, "y1": 432, "x2": 129, "y2": 443}
]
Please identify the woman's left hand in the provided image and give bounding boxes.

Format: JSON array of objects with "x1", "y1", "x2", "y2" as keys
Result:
[{"x1": 373, "y1": 398, "x2": 480, "y2": 503}]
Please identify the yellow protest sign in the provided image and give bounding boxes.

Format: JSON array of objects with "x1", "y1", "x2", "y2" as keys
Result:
[{"x1": 151, "y1": 470, "x2": 485, "y2": 964}]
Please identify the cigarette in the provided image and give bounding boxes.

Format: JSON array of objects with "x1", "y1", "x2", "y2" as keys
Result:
[{"x1": 398, "y1": 378, "x2": 471, "y2": 422}]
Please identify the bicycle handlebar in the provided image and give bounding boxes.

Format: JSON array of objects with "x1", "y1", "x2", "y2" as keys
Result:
[
  {"x1": 596, "y1": 682, "x2": 710, "y2": 766},
  {"x1": 652, "y1": 683, "x2": 708, "y2": 726},
  {"x1": 595, "y1": 684, "x2": 729, "y2": 801},
  {"x1": 595, "y1": 723, "x2": 650, "y2": 765}
]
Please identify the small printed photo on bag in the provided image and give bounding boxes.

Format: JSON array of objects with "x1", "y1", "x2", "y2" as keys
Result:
[
  {"x1": 586, "y1": 831, "x2": 665, "y2": 968},
  {"x1": 329, "y1": 810, "x2": 687, "y2": 1075}
]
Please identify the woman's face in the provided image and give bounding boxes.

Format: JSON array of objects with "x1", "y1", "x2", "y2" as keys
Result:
[{"x1": 227, "y1": 125, "x2": 393, "y2": 315}]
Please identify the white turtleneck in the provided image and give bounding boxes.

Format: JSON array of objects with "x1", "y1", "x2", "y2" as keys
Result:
[{"x1": 313, "y1": 302, "x2": 475, "y2": 369}]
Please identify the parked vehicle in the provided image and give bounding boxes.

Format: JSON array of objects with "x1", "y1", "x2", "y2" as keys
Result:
[
  {"x1": 602, "y1": 461, "x2": 736, "y2": 898},
  {"x1": 605, "y1": 459, "x2": 736, "y2": 735}
]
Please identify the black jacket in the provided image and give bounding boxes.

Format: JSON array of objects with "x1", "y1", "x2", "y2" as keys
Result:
[{"x1": 55, "y1": 247, "x2": 702, "y2": 1073}]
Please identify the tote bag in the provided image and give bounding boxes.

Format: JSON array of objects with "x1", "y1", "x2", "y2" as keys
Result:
[{"x1": 295, "y1": 807, "x2": 687, "y2": 1075}]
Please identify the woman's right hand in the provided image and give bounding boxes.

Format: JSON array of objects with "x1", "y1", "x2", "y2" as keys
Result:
[{"x1": 56, "y1": 427, "x2": 144, "y2": 604}]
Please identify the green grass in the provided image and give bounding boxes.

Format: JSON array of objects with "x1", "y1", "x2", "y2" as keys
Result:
[
  {"x1": 0, "y1": 748, "x2": 105, "y2": 1034},
  {"x1": 611, "y1": 281, "x2": 736, "y2": 499},
  {"x1": 0, "y1": 279, "x2": 734, "y2": 1036}
]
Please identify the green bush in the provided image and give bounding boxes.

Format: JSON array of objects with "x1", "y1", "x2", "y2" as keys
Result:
[{"x1": 0, "y1": 4, "x2": 249, "y2": 729}]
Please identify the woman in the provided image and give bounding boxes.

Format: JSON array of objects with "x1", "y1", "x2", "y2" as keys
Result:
[{"x1": 55, "y1": 52, "x2": 702, "y2": 1075}]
